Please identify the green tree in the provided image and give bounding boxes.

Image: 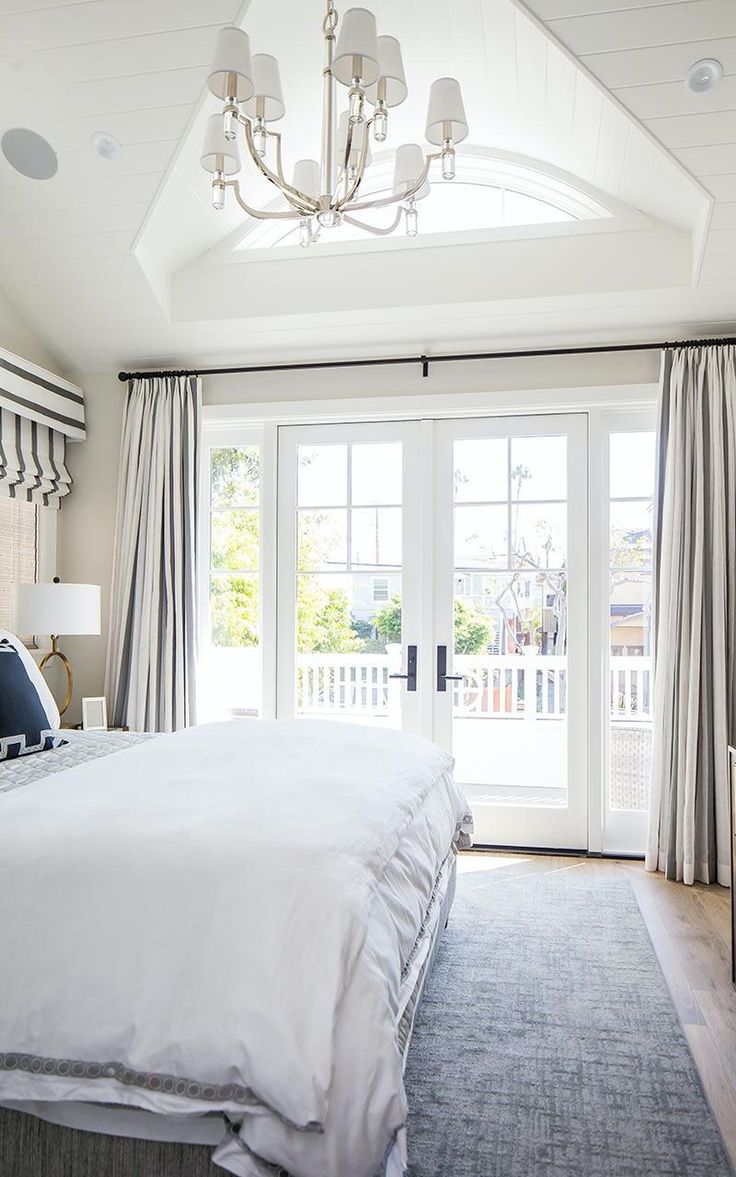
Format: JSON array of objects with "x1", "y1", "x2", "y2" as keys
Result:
[
  {"x1": 297, "y1": 580, "x2": 361, "y2": 653},
  {"x1": 374, "y1": 595, "x2": 493, "y2": 654}
]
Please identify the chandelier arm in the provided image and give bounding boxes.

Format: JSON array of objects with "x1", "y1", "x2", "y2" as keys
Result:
[
  {"x1": 342, "y1": 208, "x2": 404, "y2": 236},
  {"x1": 344, "y1": 152, "x2": 440, "y2": 213},
  {"x1": 267, "y1": 130, "x2": 316, "y2": 214},
  {"x1": 336, "y1": 116, "x2": 374, "y2": 209},
  {"x1": 227, "y1": 181, "x2": 306, "y2": 220},
  {"x1": 239, "y1": 116, "x2": 318, "y2": 213}
]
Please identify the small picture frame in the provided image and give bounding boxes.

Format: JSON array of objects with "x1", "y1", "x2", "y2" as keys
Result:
[{"x1": 82, "y1": 696, "x2": 108, "y2": 732}]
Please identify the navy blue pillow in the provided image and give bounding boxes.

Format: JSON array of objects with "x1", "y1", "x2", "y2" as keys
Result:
[{"x1": 0, "y1": 640, "x2": 67, "y2": 761}]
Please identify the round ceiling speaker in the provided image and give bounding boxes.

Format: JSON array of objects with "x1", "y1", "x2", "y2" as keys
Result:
[
  {"x1": 1, "y1": 127, "x2": 58, "y2": 179},
  {"x1": 685, "y1": 58, "x2": 723, "y2": 94}
]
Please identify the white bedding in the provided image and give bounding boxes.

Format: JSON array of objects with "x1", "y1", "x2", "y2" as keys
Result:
[{"x1": 0, "y1": 719, "x2": 471, "y2": 1177}]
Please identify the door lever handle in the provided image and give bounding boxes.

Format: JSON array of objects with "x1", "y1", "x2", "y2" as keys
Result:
[
  {"x1": 389, "y1": 645, "x2": 417, "y2": 691},
  {"x1": 436, "y1": 645, "x2": 464, "y2": 691}
]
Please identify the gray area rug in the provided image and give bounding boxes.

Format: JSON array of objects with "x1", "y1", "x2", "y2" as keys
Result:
[
  {"x1": 0, "y1": 862, "x2": 731, "y2": 1177},
  {"x1": 405, "y1": 860, "x2": 734, "y2": 1177}
]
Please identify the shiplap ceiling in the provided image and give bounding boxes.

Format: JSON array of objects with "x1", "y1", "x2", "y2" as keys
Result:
[
  {"x1": 0, "y1": 0, "x2": 733, "y2": 374},
  {"x1": 522, "y1": 0, "x2": 736, "y2": 285}
]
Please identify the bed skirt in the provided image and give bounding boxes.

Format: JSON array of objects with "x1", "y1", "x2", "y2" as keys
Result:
[{"x1": 0, "y1": 855, "x2": 458, "y2": 1177}]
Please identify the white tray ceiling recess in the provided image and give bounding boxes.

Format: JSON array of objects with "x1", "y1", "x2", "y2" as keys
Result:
[{"x1": 0, "y1": 0, "x2": 732, "y2": 373}]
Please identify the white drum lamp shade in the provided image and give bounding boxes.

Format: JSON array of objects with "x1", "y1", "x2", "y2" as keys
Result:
[
  {"x1": 14, "y1": 582, "x2": 101, "y2": 637},
  {"x1": 366, "y1": 36, "x2": 408, "y2": 107},
  {"x1": 201, "y1": 114, "x2": 241, "y2": 175},
  {"x1": 293, "y1": 158, "x2": 321, "y2": 200},
  {"x1": 207, "y1": 27, "x2": 254, "y2": 102},
  {"x1": 425, "y1": 77, "x2": 469, "y2": 145},
  {"x1": 333, "y1": 8, "x2": 380, "y2": 87},
  {"x1": 242, "y1": 54, "x2": 286, "y2": 121},
  {"x1": 393, "y1": 143, "x2": 430, "y2": 200},
  {"x1": 337, "y1": 112, "x2": 372, "y2": 168}
]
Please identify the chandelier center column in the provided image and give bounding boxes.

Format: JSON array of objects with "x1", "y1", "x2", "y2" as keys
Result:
[{"x1": 320, "y1": 1, "x2": 338, "y2": 210}]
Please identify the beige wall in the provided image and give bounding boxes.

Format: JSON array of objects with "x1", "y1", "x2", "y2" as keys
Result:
[
  {"x1": 0, "y1": 285, "x2": 61, "y2": 373},
  {"x1": 58, "y1": 348, "x2": 660, "y2": 723}
]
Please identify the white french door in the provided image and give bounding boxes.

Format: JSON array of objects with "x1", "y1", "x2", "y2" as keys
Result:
[
  {"x1": 432, "y1": 415, "x2": 588, "y2": 848},
  {"x1": 277, "y1": 421, "x2": 424, "y2": 734},
  {"x1": 276, "y1": 415, "x2": 588, "y2": 850}
]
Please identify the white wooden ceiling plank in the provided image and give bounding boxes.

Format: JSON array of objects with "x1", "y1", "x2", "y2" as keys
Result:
[
  {"x1": 615, "y1": 74, "x2": 736, "y2": 121},
  {"x1": 593, "y1": 101, "x2": 630, "y2": 195},
  {"x1": 0, "y1": 253, "x2": 144, "y2": 290},
  {"x1": 0, "y1": 0, "x2": 98, "y2": 12},
  {"x1": 705, "y1": 226, "x2": 736, "y2": 254},
  {"x1": 618, "y1": 128, "x2": 658, "y2": 209},
  {"x1": 49, "y1": 106, "x2": 193, "y2": 153},
  {"x1": 709, "y1": 201, "x2": 736, "y2": 229},
  {"x1": 581, "y1": 37, "x2": 736, "y2": 89},
  {"x1": 18, "y1": 66, "x2": 207, "y2": 121},
  {"x1": 0, "y1": 202, "x2": 150, "y2": 242},
  {"x1": 514, "y1": 9, "x2": 550, "y2": 159},
  {"x1": 0, "y1": 25, "x2": 223, "y2": 88},
  {"x1": 543, "y1": 43, "x2": 577, "y2": 171},
  {"x1": 672, "y1": 142, "x2": 736, "y2": 174},
  {"x1": 528, "y1": 0, "x2": 695, "y2": 16},
  {"x1": 0, "y1": 172, "x2": 160, "y2": 216},
  {"x1": 0, "y1": 0, "x2": 241, "y2": 54},
  {"x1": 701, "y1": 172, "x2": 736, "y2": 199},
  {"x1": 569, "y1": 71, "x2": 604, "y2": 183},
  {"x1": 646, "y1": 109, "x2": 736, "y2": 149},
  {"x1": 698, "y1": 253, "x2": 736, "y2": 280},
  {"x1": 543, "y1": 0, "x2": 736, "y2": 55},
  {"x1": 0, "y1": 230, "x2": 135, "y2": 266}
]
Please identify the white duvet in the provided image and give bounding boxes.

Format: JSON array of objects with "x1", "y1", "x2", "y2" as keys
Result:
[{"x1": 0, "y1": 719, "x2": 470, "y2": 1177}]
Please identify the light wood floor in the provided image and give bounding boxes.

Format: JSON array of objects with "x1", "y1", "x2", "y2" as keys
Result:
[{"x1": 458, "y1": 851, "x2": 736, "y2": 1168}]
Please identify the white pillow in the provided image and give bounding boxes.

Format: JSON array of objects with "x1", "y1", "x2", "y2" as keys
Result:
[{"x1": 0, "y1": 629, "x2": 61, "y2": 730}]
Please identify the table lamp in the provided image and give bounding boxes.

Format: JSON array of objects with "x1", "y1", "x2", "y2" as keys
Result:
[{"x1": 14, "y1": 578, "x2": 101, "y2": 717}]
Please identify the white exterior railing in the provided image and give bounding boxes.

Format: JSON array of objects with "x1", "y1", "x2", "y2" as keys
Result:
[{"x1": 296, "y1": 652, "x2": 651, "y2": 721}]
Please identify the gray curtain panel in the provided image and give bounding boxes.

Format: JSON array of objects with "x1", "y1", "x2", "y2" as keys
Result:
[
  {"x1": 105, "y1": 376, "x2": 201, "y2": 733},
  {"x1": 645, "y1": 346, "x2": 736, "y2": 886}
]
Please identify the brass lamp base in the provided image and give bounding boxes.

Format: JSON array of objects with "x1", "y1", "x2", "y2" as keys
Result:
[{"x1": 39, "y1": 635, "x2": 73, "y2": 718}]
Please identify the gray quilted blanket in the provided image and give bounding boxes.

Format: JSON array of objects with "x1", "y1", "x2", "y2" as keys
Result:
[{"x1": 0, "y1": 730, "x2": 155, "y2": 796}]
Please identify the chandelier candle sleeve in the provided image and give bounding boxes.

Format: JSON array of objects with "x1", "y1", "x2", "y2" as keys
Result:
[
  {"x1": 366, "y1": 36, "x2": 407, "y2": 142},
  {"x1": 200, "y1": 5, "x2": 468, "y2": 242}
]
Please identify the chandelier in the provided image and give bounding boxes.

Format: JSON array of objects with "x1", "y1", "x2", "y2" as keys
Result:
[{"x1": 200, "y1": 2, "x2": 469, "y2": 247}]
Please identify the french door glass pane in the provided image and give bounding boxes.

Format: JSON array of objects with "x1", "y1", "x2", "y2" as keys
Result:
[
  {"x1": 451, "y1": 435, "x2": 568, "y2": 807},
  {"x1": 200, "y1": 445, "x2": 262, "y2": 720},
  {"x1": 295, "y1": 441, "x2": 403, "y2": 726},
  {"x1": 608, "y1": 431, "x2": 655, "y2": 813}
]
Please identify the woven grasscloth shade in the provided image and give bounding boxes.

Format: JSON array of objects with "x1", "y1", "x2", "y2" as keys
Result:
[
  {"x1": 0, "y1": 407, "x2": 72, "y2": 508},
  {"x1": 0, "y1": 497, "x2": 37, "y2": 631}
]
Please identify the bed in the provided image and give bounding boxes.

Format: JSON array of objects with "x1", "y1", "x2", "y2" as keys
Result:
[{"x1": 0, "y1": 718, "x2": 472, "y2": 1177}]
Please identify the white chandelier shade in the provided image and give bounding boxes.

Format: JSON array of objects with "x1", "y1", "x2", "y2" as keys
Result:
[
  {"x1": 200, "y1": 3, "x2": 469, "y2": 244},
  {"x1": 200, "y1": 113, "x2": 241, "y2": 175},
  {"x1": 394, "y1": 143, "x2": 430, "y2": 201},
  {"x1": 332, "y1": 7, "x2": 380, "y2": 87},
  {"x1": 207, "y1": 27, "x2": 254, "y2": 102},
  {"x1": 293, "y1": 158, "x2": 321, "y2": 200},
  {"x1": 425, "y1": 77, "x2": 469, "y2": 145},
  {"x1": 242, "y1": 54, "x2": 286, "y2": 122},
  {"x1": 366, "y1": 36, "x2": 408, "y2": 107}
]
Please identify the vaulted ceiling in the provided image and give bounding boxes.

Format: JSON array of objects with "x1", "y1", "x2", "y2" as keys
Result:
[{"x1": 0, "y1": 0, "x2": 733, "y2": 374}]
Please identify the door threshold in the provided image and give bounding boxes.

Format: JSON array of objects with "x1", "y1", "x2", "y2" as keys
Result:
[{"x1": 466, "y1": 843, "x2": 644, "y2": 860}]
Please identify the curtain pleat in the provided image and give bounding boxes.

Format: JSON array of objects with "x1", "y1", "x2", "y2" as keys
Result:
[
  {"x1": 645, "y1": 345, "x2": 736, "y2": 886},
  {"x1": 104, "y1": 377, "x2": 200, "y2": 733},
  {"x1": 0, "y1": 407, "x2": 71, "y2": 509}
]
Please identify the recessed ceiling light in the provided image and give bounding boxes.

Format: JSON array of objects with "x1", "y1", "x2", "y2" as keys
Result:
[
  {"x1": 90, "y1": 131, "x2": 122, "y2": 161},
  {"x1": 685, "y1": 58, "x2": 723, "y2": 94},
  {"x1": 1, "y1": 127, "x2": 58, "y2": 180}
]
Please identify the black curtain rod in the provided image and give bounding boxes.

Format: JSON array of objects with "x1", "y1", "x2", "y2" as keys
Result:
[{"x1": 117, "y1": 335, "x2": 736, "y2": 383}]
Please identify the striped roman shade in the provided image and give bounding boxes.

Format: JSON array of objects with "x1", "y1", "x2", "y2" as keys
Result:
[{"x1": 0, "y1": 345, "x2": 84, "y2": 509}]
